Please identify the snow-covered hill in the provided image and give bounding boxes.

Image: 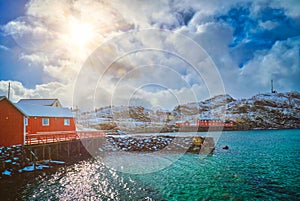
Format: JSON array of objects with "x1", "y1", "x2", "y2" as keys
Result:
[
  {"x1": 225, "y1": 92, "x2": 300, "y2": 129},
  {"x1": 75, "y1": 105, "x2": 168, "y2": 132},
  {"x1": 76, "y1": 92, "x2": 300, "y2": 131}
]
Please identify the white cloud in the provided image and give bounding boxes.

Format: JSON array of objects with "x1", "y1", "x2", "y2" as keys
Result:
[
  {"x1": 0, "y1": 80, "x2": 74, "y2": 107},
  {"x1": 270, "y1": 0, "x2": 300, "y2": 18},
  {"x1": 237, "y1": 37, "x2": 300, "y2": 96},
  {"x1": 1, "y1": 0, "x2": 299, "y2": 110},
  {"x1": 259, "y1": 20, "x2": 279, "y2": 30},
  {"x1": 0, "y1": 45, "x2": 9, "y2": 51},
  {"x1": 19, "y1": 53, "x2": 49, "y2": 65}
]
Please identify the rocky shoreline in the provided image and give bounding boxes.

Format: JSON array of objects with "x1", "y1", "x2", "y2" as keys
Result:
[
  {"x1": 101, "y1": 135, "x2": 215, "y2": 154},
  {"x1": 0, "y1": 145, "x2": 38, "y2": 177},
  {"x1": 0, "y1": 145, "x2": 68, "y2": 178},
  {"x1": 106, "y1": 126, "x2": 300, "y2": 135},
  {"x1": 1, "y1": 135, "x2": 215, "y2": 177}
]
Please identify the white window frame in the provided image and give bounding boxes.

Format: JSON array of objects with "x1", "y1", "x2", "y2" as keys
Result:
[
  {"x1": 24, "y1": 117, "x2": 28, "y2": 126},
  {"x1": 64, "y1": 118, "x2": 70, "y2": 126},
  {"x1": 42, "y1": 118, "x2": 49, "y2": 126}
]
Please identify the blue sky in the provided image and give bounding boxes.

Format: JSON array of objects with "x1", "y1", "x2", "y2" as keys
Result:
[
  {"x1": 0, "y1": 0, "x2": 46, "y2": 88},
  {"x1": 0, "y1": 0, "x2": 299, "y2": 109},
  {"x1": 0, "y1": 0, "x2": 27, "y2": 24}
]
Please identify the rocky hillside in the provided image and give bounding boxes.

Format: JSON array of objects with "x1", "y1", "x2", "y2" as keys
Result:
[
  {"x1": 174, "y1": 92, "x2": 300, "y2": 130},
  {"x1": 226, "y1": 92, "x2": 300, "y2": 129},
  {"x1": 76, "y1": 92, "x2": 300, "y2": 130},
  {"x1": 76, "y1": 105, "x2": 167, "y2": 131}
]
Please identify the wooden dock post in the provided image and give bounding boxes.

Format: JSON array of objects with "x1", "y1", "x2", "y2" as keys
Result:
[
  {"x1": 48, "y1": 146, "x2": 51, "y2": 160},
  {"x1": 67, "y1": 142, "x2": 70, "y2": 158},
  {"x1": 56, "y1": 143, "x2": 59, "y2": 159},
  {"x1": 78, "y1": 141, "x2": 81, "y2": 155},
  {"x1": 42, "y1": 146, "x2": 45, "y2": 160}
]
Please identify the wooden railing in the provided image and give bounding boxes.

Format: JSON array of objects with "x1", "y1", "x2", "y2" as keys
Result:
[
  {"x1": 25, "y1": 130, "x2": 106, "y2": 145},
  {"x1": 76, "y1": 131, "x2": 106, "y2": 139}
]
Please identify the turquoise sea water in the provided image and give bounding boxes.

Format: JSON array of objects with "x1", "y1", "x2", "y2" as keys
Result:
[{"x1": 1, "y1": 129, "x2": 300, "y2": 200}]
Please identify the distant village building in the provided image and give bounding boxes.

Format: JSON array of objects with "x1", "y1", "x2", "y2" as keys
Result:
[
  {"x1": 175, "y1": 120, "x2": 190, "y2": 127},
  {"x1": 197, "y1": 119, "x2": 234, "y2": 127},
  {"x1": 175, "y1": 119, "x2": 234, "y2": 128},
  {"x1": 0, "y1": 98, "x2": 75, "y2": 146}
]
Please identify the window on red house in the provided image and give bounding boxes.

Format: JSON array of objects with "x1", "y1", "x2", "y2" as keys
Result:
[
  {"x1": 64, "y1": 119, "x2": 70, "y2": 126},
  {"x1": 42, "y1": 118, "x2": 49, "y2": 126}
]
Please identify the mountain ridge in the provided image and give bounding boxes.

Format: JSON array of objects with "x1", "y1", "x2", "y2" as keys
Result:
[{"x1": 76, "y1": 91, "x2": 300, "y2": 131}]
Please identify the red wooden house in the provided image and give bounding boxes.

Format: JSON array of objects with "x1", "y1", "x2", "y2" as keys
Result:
[
  {"x1": 16, "y1": 102, "x2": 75, "y2": 135},
  {"x1": 0, "y1": 97, "x2": 76, "y2": 146},
  {"x1": 0, "y1": 96, "x2": 26, "y2": 146},
  {"x1": 175, "y1": 120, "x2": 190, "y2": 127},
  {"x1": 196, "y1": 119, "x2": 234, "y2": 127}
]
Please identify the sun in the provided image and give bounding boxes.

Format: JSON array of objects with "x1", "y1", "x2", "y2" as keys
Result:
[{"x1": 68, "y1": 17, "x2": 95, "y2": 47}]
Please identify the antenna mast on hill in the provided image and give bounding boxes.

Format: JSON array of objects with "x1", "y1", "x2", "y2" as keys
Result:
[
  {"x1": 271, "y1": 79, "x2": 277, "y2": 93},
  {"x1": 7, "y1": 82, "x2": 11, "y2": 100}
]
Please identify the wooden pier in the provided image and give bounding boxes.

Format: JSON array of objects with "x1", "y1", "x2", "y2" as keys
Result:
[{"x1": 24, "y1": 131, "x2": 106, "y2": 162}]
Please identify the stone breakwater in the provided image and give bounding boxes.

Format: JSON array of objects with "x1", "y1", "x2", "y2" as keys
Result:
[{"x1": 101, "y1": 135, "x2": 215, "y2": 154}]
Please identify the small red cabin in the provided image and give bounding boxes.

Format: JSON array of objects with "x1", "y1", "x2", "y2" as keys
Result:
[
  {"x1": 0, "y1": 98, "x2": 75, "y2": 146},
  {"x1": 0, "y1": 96, "x2": 26, "y2": 146},
  {"x1": 175, "y1": 120, "x2": 190, "y2": 127},
  {"x1": 197, "y1": 119, "x2": 234, "y2": 127}
]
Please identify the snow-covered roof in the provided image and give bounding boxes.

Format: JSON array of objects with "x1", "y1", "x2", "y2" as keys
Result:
[
  {"x1": 15, "y1": 103, "x2": 73, "y2": 118},
  {"x1": 17, "y1": 99, "x2": 61, "y2": 107},
  {"x1": 0, "y1": 96, "x2": 26, "y2": 115},
  {"x1": 199, "y1": 118, "x2": 220, "y2": 121}
]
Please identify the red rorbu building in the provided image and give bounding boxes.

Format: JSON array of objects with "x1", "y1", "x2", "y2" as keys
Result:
[
  {"x1": 0, "y1": 96, "x2": 26, "y2": 146},
  {"x1": 15, "y1": 99, "x2": 75, "y2": 135},
  {"x1": 224, "y1": 120, "x2": 234, "y2": 127},
  {"x1": 0, "y1": 98, "x2": 75, "y2": 146},
  {"x1": 196, "y1": 119, "x2": 234, "y2": 127},
  {"x1": 175, "y1": 120, "x2": 190, "y2": 127}
]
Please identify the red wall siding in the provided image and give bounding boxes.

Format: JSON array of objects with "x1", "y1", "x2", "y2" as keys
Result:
[
  {"x1": 26, "y1": 117, "x2": 75, "y2": 134},
  {"x1": 0, "y1": 99, "x2": 24, "y2": 146},
  {"x1": 197, "y1": 119, "x2": 234, "y2": 127},
  {"x1": 175, "y1": 121, "x2": 190, "y2": 127}
]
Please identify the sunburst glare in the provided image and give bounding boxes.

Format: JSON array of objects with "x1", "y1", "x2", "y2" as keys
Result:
[{"x1": 67, "y1": 17, "x2": 96, "y2": 48}]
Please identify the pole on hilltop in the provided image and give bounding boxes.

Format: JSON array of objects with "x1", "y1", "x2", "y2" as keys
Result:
[{"x1": 8, "y1": 82, "x2": 11, "y2": 100}]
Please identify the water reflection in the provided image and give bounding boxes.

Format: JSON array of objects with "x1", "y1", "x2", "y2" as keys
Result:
[{"x1": 22, "y1": 159, "x2": 163, "y2": 200}]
